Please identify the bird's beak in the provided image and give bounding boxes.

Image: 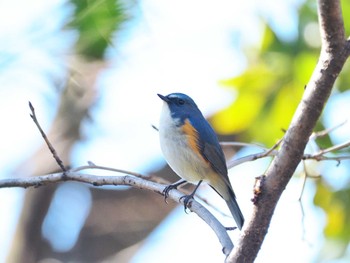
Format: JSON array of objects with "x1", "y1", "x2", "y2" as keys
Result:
[{"x1": 157, "y1": 94, "x2": 169, "y2": 102}]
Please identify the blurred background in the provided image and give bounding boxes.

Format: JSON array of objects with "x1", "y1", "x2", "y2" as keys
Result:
[{"x1": 1, "y1": 0, "x2": 350, "y2": 262}]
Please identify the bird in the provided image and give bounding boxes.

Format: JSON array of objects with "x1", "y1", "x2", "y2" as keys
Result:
[{"x1": 158, "y1": 92, "x2": 244, "y2": 230}]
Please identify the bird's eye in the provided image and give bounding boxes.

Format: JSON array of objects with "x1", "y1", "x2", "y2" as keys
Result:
[{"x1": 178, "y1": 99, "x2": 185, "y2": 105}]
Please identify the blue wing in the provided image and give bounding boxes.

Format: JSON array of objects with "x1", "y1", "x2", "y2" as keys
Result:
[
  {"x1": 188, "y1": 115, "x2": 228, "y2": 178},
  {"x1": 187, "y1": 115, "x2": 244, "y2": 228}
]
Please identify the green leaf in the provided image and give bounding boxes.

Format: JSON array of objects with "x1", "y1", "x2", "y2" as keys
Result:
[
  {"x1": 67, "y1": 0, "x2": 126, "y2": 59},
  {"x1": 212, "y1": 91, "x2": 265, "y2": 134}
]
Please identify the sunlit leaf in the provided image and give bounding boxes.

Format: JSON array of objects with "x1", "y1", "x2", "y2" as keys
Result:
[
  {"x1": 341, "y1": 0, "x2": 350, "y2": 37},
  {"x1": 293, "y1": 52, "x2": 318, "y2": 86},
  {"x1": 212, "y1": 92, "x2": 265, "y2": 134},
  {"x1": 260, "y1": 26, "x2": 274, "y2": 52}
]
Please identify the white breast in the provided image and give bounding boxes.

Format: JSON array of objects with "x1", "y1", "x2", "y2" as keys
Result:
[{"x1": 158, "y1": 103, "x2": 210, "y2": 183}]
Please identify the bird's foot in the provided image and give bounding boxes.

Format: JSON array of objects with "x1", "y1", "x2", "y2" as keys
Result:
[
  {"x1": 162, "y1": 179, "x2": 187, "y2": 203},
  {"x1": 179, "y1": 193, "x2": 195, "y2": 213},
  {"x1": 162, "y1": 184, "x2": 178, "y2": 203},
  {"x1": 179, "y1": 180, "x2": 203, "y2": 213}
]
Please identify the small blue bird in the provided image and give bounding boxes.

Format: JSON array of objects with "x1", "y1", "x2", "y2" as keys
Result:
[{"x1": 158, "y1": 93, "x2": 244, "y2": 230}]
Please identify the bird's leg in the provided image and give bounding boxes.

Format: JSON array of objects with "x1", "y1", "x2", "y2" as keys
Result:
[
  {"x1": 180, "y1": 180, "x2": 203, "y2": 213},
  {"x1": 163, "y1": 179, "x2": 187, "y2": 203}
]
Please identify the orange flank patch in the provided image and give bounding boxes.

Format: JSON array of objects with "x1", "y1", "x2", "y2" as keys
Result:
[{"x1": 182, "y1": 119, "x2": 207, "y2": 163}]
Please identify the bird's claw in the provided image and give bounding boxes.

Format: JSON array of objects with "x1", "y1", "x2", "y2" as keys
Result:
[
  {"x1": 162, "y1": 184, "x2": 178, "y2": 203},
  {"x1": 179, "y1": 194, "x2": 194, "y2": 213}
]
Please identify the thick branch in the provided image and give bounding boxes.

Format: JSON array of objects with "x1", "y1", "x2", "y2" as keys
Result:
[
  {"x1": 318, "y1": 0, "x2": 345, "y2": 49},
  {"x1": 227, "y1": 0, "x2": 350, "y2": 262}
]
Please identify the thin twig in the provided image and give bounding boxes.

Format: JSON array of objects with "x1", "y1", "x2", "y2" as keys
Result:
[
  {"x1": 298, "y1": 161, "x2": 308, "y2": 242},
  {"x1": 314, "y1": 139, "x2": 350, "y2": 155},
  {"x1": 297, "y1": 161, "x2": 315, "y2": 246},
  {"x1": 225, "y1": 124, "x2": 350, "y2": 169},
  {"x1": 29, "y1": 102, "x2": 66, "y2": 173},
  {"x1": 226, "y1": 151, "x2": 275, "y2": 169},
  {"x1": 225, "y1": 136, "x2": 350, "y2": 169},
  {"x1": 302, "y1": 139, "x2": 350, "y2": 165},
  {"x1": 303, "y1": 154, "x2": 350, "y2": 165},
  {"x1": 71, "y1": 164, "x2": 149, "y2": 179},
  {"x1": 261, "y1": 138, "x2": 283, "y2": 157},
  {"x1": 226, "y1": 138, "x2": 282, "y2": 169},
  {"x1": 310, "y1": 120, "x2": 347, "y2": 139},
  {"x1": 220, "y1": 141, "x2": 267, "y2": 149}
]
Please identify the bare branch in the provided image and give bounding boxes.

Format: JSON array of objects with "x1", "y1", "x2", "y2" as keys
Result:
[
  {"x1": 310, "y1": 120, "x2": 347, "y2": 139},
  {"x1": 71, "y1": 163, "x2": 150, "y2": 180},
  {"x1": 302, "y1": 139, "x2": 350, "y2": 164},
  {"x1": 298, "y1": 161, "x2": 309, "y2": 243},
  {"x1": 29, "y1": 102, "x2": 67, "y2": 173},
  {"x1": 226, "y1": 139, "x2": 282, "y2": 169},
  {"x1": 313, "y1": 139, "x2": 350, "y2": 156},
  {"x1": 0, "y1": 171, "x2": 234, "y2": 256},
  {"x1": 220, "y1": 141, "x2": 267, "y2": 149},
  {"x1": 225, "y1": 134, "x2": 350, "y2": 169}
]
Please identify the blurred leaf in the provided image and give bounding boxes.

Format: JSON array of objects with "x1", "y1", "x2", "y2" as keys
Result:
[
  {"x1": 212, "y1": 91, "x2": 265, "y2": 134},
  {"x1": 293, "y1": 52, "x2": 317, "y2": 86},
  {"x1": 341, "y1": 0, "x2": 350, "y2": 37},
  {"x1": 214, "y1": 27, "x2": 307, "y2": 145},
  {"x1": 215, "y1": 62, "x2": 278, "y2": 134},
  {"x1": 260, "y1": 26, "x2": 274, "y2": 52},
  {"x1": 314, "y1": 178, "x2": 350, "y2": 258},
  {"x1": 336, "y1": 60, "x2": 350, "y2": 92},
  {"x1": 312, "y1": 121, "x2": 334, "y2": 150},
  {"x1": 67, "y1": 0, "x2": 126, "y2": 59}
]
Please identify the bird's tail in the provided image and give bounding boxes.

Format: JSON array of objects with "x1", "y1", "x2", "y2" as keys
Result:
[{"x1": 226, "y1": 188, "x2": 244, "y2": 230}]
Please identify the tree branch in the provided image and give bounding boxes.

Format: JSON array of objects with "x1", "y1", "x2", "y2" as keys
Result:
[
  {"x1": 226, "y1": 137, "x2": 350, "y2": 169},
  {"x1": 227, "y1": 0, "x2": 350, "y2": 262},
  {"x1": 0, "y1": 170, "x2": 234, "y2": 256},
  {"x1": 29, "y1": 101, "x2": 67, "y2": 173}
]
